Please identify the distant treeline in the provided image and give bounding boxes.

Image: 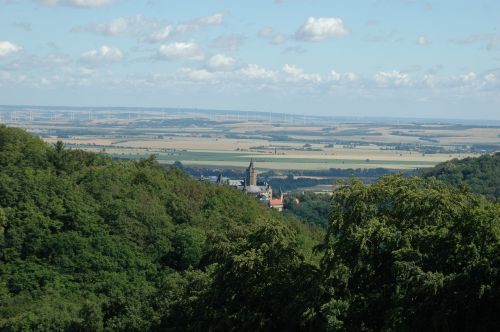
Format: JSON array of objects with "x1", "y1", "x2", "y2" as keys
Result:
[
  {"x1": 170, "y1": 162, "x2": 246, "y2": 179},
  {"x1": 264, "y1": 167, "x2": 401, "y2": 177},
  {"x1": 267, "y1": 176, "x2": 382, "y2": 192},
  {"x1": 285, "y1": 152, "x2": 500, "y2": 229},
  {"x1": 171, "y1": 163, "x2": 401, "y2": 192}
]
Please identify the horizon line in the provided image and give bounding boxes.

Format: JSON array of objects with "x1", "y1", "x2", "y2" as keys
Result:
[{"x1": 1, "y1": 103, "x2": 500, "y2": 124}]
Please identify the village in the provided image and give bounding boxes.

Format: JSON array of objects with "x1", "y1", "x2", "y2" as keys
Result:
[{"x1": 201, "y1": 159, "x2": 285, "y2": 211}]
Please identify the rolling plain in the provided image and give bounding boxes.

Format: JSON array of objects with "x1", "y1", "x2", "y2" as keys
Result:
[{"x1": 1, "y1": 105, "x2": 499, "y2": 172}]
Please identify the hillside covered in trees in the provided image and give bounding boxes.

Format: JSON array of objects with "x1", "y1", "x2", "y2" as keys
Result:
[
  {"x1": 284, "y1": 191, "x2": 332, "y2": 228},
  {"x1": 1, "y1": 126, "x2": 500, "y2": 331},
  {"x1": 285, "y1": 152, "x2": 500, "y2": 229},
  {"x1": 0, "y1": 126, "x2": 322, "y2": 330},
  {"x1": 422, "y1": 152, "x2": 500, "y2": 201}
]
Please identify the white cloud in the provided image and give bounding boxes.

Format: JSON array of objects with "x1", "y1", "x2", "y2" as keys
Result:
[
  {"x1": 329, "y1": 70, "x2": 341, "y2": 81},
  {"x1": 423, "y1": 74, "x2": 438, "y2": 88},
  {"x1": 416, "y1": 36, "x2": 428, "y2": 45},
  {"x1": 295, "y1": 17, "x2": 350, "y2": 42},
  {"x1": 148, "y1": 25, "x2": 173, "y2": 43},
  {"x1": 375, "y1": 70, "x2": 411, "y2": 86},
  {"x1": 4, "y1": 53, "x2": 70, "y2": 71},
  {"x1": 196, "y1": 13, "x2": 224, "y2": 25},
  {"x1": 74, "y1": 13, "x2": 224, "y2": 43},
  {"x1": 282, "y1": 64, "x2": 322, "y2": 82},
  {"x1": 344, "y1": 72, "x2": 359, "y2": 82},
  {"x1": 240, "y1": 64, "x2": 276, "y2": 80},
  {"x1": 157, "y1": 42, "x2": 204, "y2": 61},
  {"x1": 484, "y1": 73, "x2": 497, "y2": 82},
  {"x1": 96, "y1": 18, "x2": 128, "y2": 36},
  {"x1": 460, "y1": 72, "x2": 476, "y2": 83},
  {"x1": 81, "y1": 45, "x2": 123, "y2": 63},
  {"x1": 38, "y1": 0, "x2": 112, "y2": 7},
  {"x1": 423, "y1": 71, "x2": 497, "y2": 89},
  {"x1": 178, "y1": 68, "x2": 217, "y2": 81},
  {"x1": 282, "y1": 64, "x2": 302, "y2": 76},
  {"x1": 258, "y1": 27, "x2": 287, "y2": 45},
  {"x1": 0, "y1": 41, "x2": 22, "y2": 57},
  {"x1": 176, "y1": 12, "x2": 224, "y2": 34},
  {"x1": 206, "y1": 54, "x2": 235, "y2": 71},
  {"x1": 72, "y1": 16, "x2": 142, "y2": 36}
]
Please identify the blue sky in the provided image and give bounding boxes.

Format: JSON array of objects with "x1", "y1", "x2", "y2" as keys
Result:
[{"x1": 1, "y1": 0, "x2": 499, "y2": 119}]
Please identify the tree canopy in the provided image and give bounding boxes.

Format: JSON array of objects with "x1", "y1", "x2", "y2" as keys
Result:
[
  {"x1": 320, "y1": 176, "x2": 500, "y2": 331},
  {"x1": 0, "y1": 126, "x2": 321, "y2": 330},
  {"x1": 422, "y1": 152, "x2": 500, "y2": 201},
  {"x1": 0, "y1": 126, "x2": 499, "y2": 331},
  {"x1": 284, "y1": 191, "x2": 332, "y2": 228}
]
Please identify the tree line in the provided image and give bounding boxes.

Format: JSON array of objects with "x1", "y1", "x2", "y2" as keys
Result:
[{"x1": 421, "y1": 152, "x2": 500, "y2": 201}]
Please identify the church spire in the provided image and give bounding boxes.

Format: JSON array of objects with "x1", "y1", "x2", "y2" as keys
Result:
[{"x1": 246, "y1": 158, "x2": 257, "y2": 186}]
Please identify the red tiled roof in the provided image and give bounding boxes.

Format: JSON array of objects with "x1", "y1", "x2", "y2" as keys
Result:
[{"x1": 269, "y1": 198, "x2": 283, "y2": 206}]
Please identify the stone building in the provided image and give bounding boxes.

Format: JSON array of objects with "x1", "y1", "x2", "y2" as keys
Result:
[
  {"x1": 205, "y1": 160, "x2": 276, "y2": 206},
  {"x1": 245, "y1": 159, "x2": 257, "y2": 186}
]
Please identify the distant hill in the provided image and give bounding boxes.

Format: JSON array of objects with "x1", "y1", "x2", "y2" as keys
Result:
[
  {"x1": 284, "y1": 153, "x2": 500, "y2": 229},
  {"x1": 421, "y1": 152, "x2": 500, "y2": 200}
]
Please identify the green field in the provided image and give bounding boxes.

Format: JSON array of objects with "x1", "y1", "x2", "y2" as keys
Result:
[
  {"x1": 63, "y1": 143, "x2": 442, "y2": 169},
  {"x1": 100, "y1": 150, "x2": 438, "y2": 169},
  {"x1": 4, "y1": 108, "x2": 496, "y2": 171}
]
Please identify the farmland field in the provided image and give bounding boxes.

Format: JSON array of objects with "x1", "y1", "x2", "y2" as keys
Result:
[{"x1": 1, "y1": 105, "x2": 499, "y2": 171}]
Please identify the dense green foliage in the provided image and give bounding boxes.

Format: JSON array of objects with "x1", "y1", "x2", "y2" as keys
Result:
[
  {"x1": 1, "y1": 126, "x2": 499, "y2": 331},
  {"x1": 175, "y1": 163, "x2": 396, "y2": 192},
  {"x1": 0, "y1": 126, "x2": 321, "y2": 330},
  {"x1": 284, "y1": 191, "x2": 332, "y2": 228},
  {"x1": 422, "y1": 152, "x2": 500, "y2": 201},
  {"x1": 320, "y1": 176, "x2": 500, "y2": 330},
  {"x1": 264, "y1": 168, "x2": 399, "y2": 192},
  {"x1": 284, "y1": 152, "x2": 500, "y2": 229}
]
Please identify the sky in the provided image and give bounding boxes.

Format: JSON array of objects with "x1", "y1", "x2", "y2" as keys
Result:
[{"x1": 0, "y1": 0, "x2": 499, "y2": 119}]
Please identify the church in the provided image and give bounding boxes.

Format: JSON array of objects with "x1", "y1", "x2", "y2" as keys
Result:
[{"x1": 212, "y1": 159, "x2": 284, "y2": 211}]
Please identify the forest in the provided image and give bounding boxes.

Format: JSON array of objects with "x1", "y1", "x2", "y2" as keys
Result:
[
  {"x1": 1, "y1": 125, "x2": 499, "y2": 331},
  {"x1": 285, "y1": 151, "x2": 500, "y2": 229},
  {"x1": 421, "y1": 152, "x2": 500, "y2": 201}
]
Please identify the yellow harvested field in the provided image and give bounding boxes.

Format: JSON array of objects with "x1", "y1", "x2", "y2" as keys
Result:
[
  {"x1": 15, "y1": 110, "x2": 498, "y2": 171},
  {"x1": 180, "y1": 160, "x2": 432, "y2": 170}
]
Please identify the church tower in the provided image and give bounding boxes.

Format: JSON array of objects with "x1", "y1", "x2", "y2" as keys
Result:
[{"x1": 246, "y1": 159, "x2": 257, "y2": 186}]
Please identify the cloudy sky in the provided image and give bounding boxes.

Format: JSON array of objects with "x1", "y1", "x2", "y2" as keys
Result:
[{"x1": 1, "y1": 0, "x2": 499, "y2": 119}]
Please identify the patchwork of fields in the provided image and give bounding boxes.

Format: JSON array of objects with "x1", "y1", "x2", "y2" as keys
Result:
[
  {"x1": 1, "y1": 106, "x2": 498, "y2": 172},
  {"x1": 58, "y1": 143, "x2": 449, "y2": 170}
]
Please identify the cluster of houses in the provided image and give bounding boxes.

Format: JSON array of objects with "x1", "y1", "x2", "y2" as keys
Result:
[{"x1": 202, "y1": 159, "x2": 285, "y2": 211}]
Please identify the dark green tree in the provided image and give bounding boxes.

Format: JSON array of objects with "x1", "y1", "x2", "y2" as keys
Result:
[
  {"x1": 0, "y1": 126, "x2": 322, "y2": 330},
  {"x1": 422, "y1": 152, "x2": 500, "y2": 201},
  {"x1": 320, "y1": 176, "x2": 500, "y2": 331},
  {"x1": 189, "y1": 221, "x2": 326, "y2": 331}
]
